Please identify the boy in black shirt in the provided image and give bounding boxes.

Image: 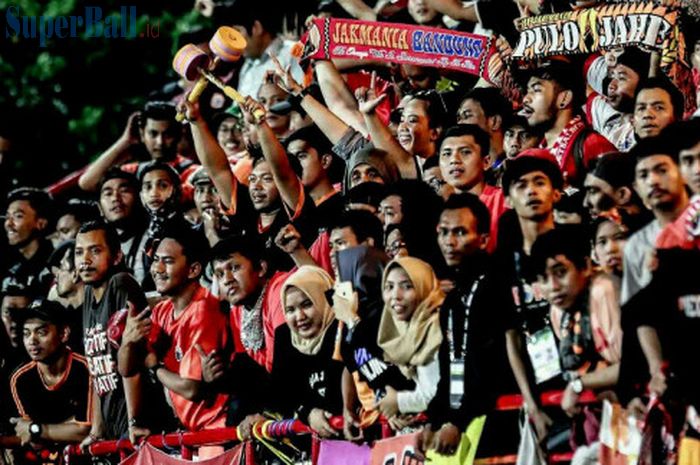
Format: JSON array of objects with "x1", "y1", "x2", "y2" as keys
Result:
[
  {"x1": 497, "y1": 150, "x2": 564, "y2": 443},
  {"x1": 10, "y1": 299, "x2": 91, "y2": 465}
]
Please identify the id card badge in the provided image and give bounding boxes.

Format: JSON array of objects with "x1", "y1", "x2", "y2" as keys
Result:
[
  {"x1": 526, "y1": 327, "x2": 562, "y2": 384},
  {"x1": 449, "y1": 360, "x2": 465, "y2": 409}
]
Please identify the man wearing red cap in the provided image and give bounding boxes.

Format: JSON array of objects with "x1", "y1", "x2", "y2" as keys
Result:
[{"x1": 520, "y1": 60, "x2": 615, "y2": 187}]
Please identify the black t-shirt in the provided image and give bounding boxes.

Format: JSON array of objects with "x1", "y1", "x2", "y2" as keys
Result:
[
  {"x1": 9, "y1": 351, "x2": 91, "y2": 465},
  {"x1": 624, "y1": 248, "x2": 700, "y2": 408},
  {"x1": 314, "y1": 191, "x2": 345, "y2": 233},
  {"x1": 494, "y1": 246, "x2": 551, "y2": 335},
  {"x1": 428, "y1": 264, "x2": 515, "y2": 429},
  {"x1": 226, "y1": 183, "x2": 319, "y2": 272},
  {"x1": 10, "y1": 351, "x2": 91, "y2": 424},
  {"x1": 82, "y1": 272, "x2": 147, "y2": 439},
  {"x1": 271, "y1": 321, "x2": 344, "y2": 422},
  {"x1": 5, "y1": 239, "x2": 54, "y2": 293},
  {"x1": 340, "y1": 310, "x2": 414, "y2": 399}
]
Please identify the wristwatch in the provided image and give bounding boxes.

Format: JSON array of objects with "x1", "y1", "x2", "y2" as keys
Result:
[
  {"x1": 29, "y1": 423, "x2": 42, "y2": 440},
  {"x1": 570, "y1": 376, "x2": 584, "y2": 395}
]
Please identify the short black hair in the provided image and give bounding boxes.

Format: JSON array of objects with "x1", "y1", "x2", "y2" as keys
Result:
[
  {"x1": 286, "y1": 125, "x2": 333, "y2": 158},
  {"x1": 210, "y1": 234, "x2": 265, "y2": 269},
  {"x1": 141, "y1": 101, "x2": 178, "y2": 126},
  {"x1": 158, "y1": 225, "x2": 210, "y2": 270},
  {"x1": 6, "y1": 187, "x2": 54, "y2": 222},
  {"x1": 442, "y1": 193, "x2": 491, "y2": 236},
  {"x1": 330, "y1": 210, "x2": 384, "y2": 249},
  {"x1": 48, "y1": 240, "x2": 76, "y2": 271},
  {"x1": 629, "y1": 133, "x2": 680, "y2": 166},
  {"x1": 657, "y1": 120, "x2": 700, "y2": 156},
  {"x1": 634, "y1": 77, "x2": 684, "y2": 121},
  {"x1": 77, "y1": 220, "x2": 121, "y2": 256},
  {"x1": 531, "y1": 225, "x2": 590, "y2": 276},
  {"x1": 59, "y1": 199, "x2": 100, "y2": 224},
  {"x1": 422, "y1": 154, "x2": 440, "y2": 171},
  {"x1": 460, "y1": 87, "x2": 511, "y2": 119},
  {"x1": 439, "y1": 124, "x2": 490, "y2": 158},
  {"x1": 98, "y1": 167, "x2": 139, "y2": 194}
]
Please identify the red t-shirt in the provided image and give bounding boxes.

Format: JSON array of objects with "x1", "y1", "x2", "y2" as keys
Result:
[
  {"x1": 229, "y1": 271, "x2": 288, "y2": 372},
  {"x1": 479, "y1": 184, "x2": 507, "y2": 253},
  {"x1": 151, "y1": 285, "x2": 229, "y2": 431}
]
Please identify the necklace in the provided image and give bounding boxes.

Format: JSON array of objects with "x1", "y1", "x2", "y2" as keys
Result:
[{"x1": 240, "y1": 283, "x2": 268, "y2": 352}]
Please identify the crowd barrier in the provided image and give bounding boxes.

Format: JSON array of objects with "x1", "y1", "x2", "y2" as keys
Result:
[{"x1": 56, "y1": 390, "x2": 598, "y2": 464}]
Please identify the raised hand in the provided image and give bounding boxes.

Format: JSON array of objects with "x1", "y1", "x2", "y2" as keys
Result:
[
  {"x1": 275, "y1": 224, "x2": 303, "y2": 254},
  {"x1": 355, "y1": 71, "x2": 387, "y2": 115},
  {"x1": 120, "y1": 111, "x2": 142, "y2": 146},
  {"x1": 122, "y1": 301, "x2": 152, "y2": 347},
  {"x1": 240, "y1": 96, "x2": 267, "y2": 126},
  {"x1": 271, "y1": 53, "x2": 303, "y2": 96}
]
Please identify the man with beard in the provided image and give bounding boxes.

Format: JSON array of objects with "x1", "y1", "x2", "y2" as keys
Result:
[
  {"x1": 4, "y1": 188, "x2": 54, "y2": 292},
  {"x1": 79, "y1": 102, "x2": 197, "y2": 192},
  {"x1": 74, "y1": 221, "x2": 168, "y2": 446},
  {"x1": 584, "y1": 48, "x2": 651, "y2": 152},
  {"x1": 95, "y1": 168, "x2": 148, "y2": 282},
  {"x1": 621, "y1": 135, "x2": 690, "y2": 305},
  {"x1": 519, "y1": 59, "x2": 615, "y2": 187}
]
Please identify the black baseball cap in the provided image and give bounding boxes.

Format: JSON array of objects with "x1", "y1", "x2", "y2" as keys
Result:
[{"x1": 20, "y1": 299, "x2": 67, "y2": 326}]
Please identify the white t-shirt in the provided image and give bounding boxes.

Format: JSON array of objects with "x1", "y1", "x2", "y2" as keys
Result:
[
  {"x1": 585, "y1": 56, "x2": 636, "y2": 152},
  {"x1": 620, "y1": 219, "x2": 662, "y2": 305},
  {"x1": 238, "y1": 37, "x2": 304, "y2": 98}
]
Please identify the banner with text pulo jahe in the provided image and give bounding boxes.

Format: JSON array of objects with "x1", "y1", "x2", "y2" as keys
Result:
[
  {"x1": 511, "y1": 2, "x2": 682, "y2": 61},
  {"x1": 300, "y1": 17, "x2": 495, "y2": 79}
]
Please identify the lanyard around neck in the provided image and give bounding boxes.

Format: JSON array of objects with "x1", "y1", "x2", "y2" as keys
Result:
[{"x1": 447, "y1": 274, "x2": 485, "y2": 362}]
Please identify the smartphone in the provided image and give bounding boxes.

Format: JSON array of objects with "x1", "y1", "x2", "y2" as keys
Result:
[{"x1": 335, "y1": 282, "x2": 354, "y2": 300}]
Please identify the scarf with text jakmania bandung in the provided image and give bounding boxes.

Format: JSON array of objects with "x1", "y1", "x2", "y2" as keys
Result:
[{"x1": 299, "y1": 17, "x2": 496, "y2": 80}]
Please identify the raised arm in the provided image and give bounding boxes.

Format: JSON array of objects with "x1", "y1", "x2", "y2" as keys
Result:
[
  {"x1": 336, "y1": 0, "x2": 377, "y2": 20},
  {"x1": 315, "y1": 60, "x2": 369, "y2": 135},
  {"x1": 356, "y1": 74, "x2": 418, "y2": 178},
  {"x1": 241, "y1": 97, "x2": 302, "y2": 211},
  {"x1": 425, "y1": 0, "x2": 477, "y2": 21},
  {"x1": 78, "y1": 112, "x2": 140, "y2": 192},
  {"x1": 271, "y1": 55, "x2": 354, "y2": 144},
  {"x1": 184, "y1": 101, "x2": 237, "y2": 210}
]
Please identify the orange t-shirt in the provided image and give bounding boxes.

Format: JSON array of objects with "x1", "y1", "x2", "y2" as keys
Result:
[
  {"x1": 151, "y1": 285, "x2": 229, "y2": 431},
  {"x1": 229, "y1": 271, "x2": 288, "y2": 372}
]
